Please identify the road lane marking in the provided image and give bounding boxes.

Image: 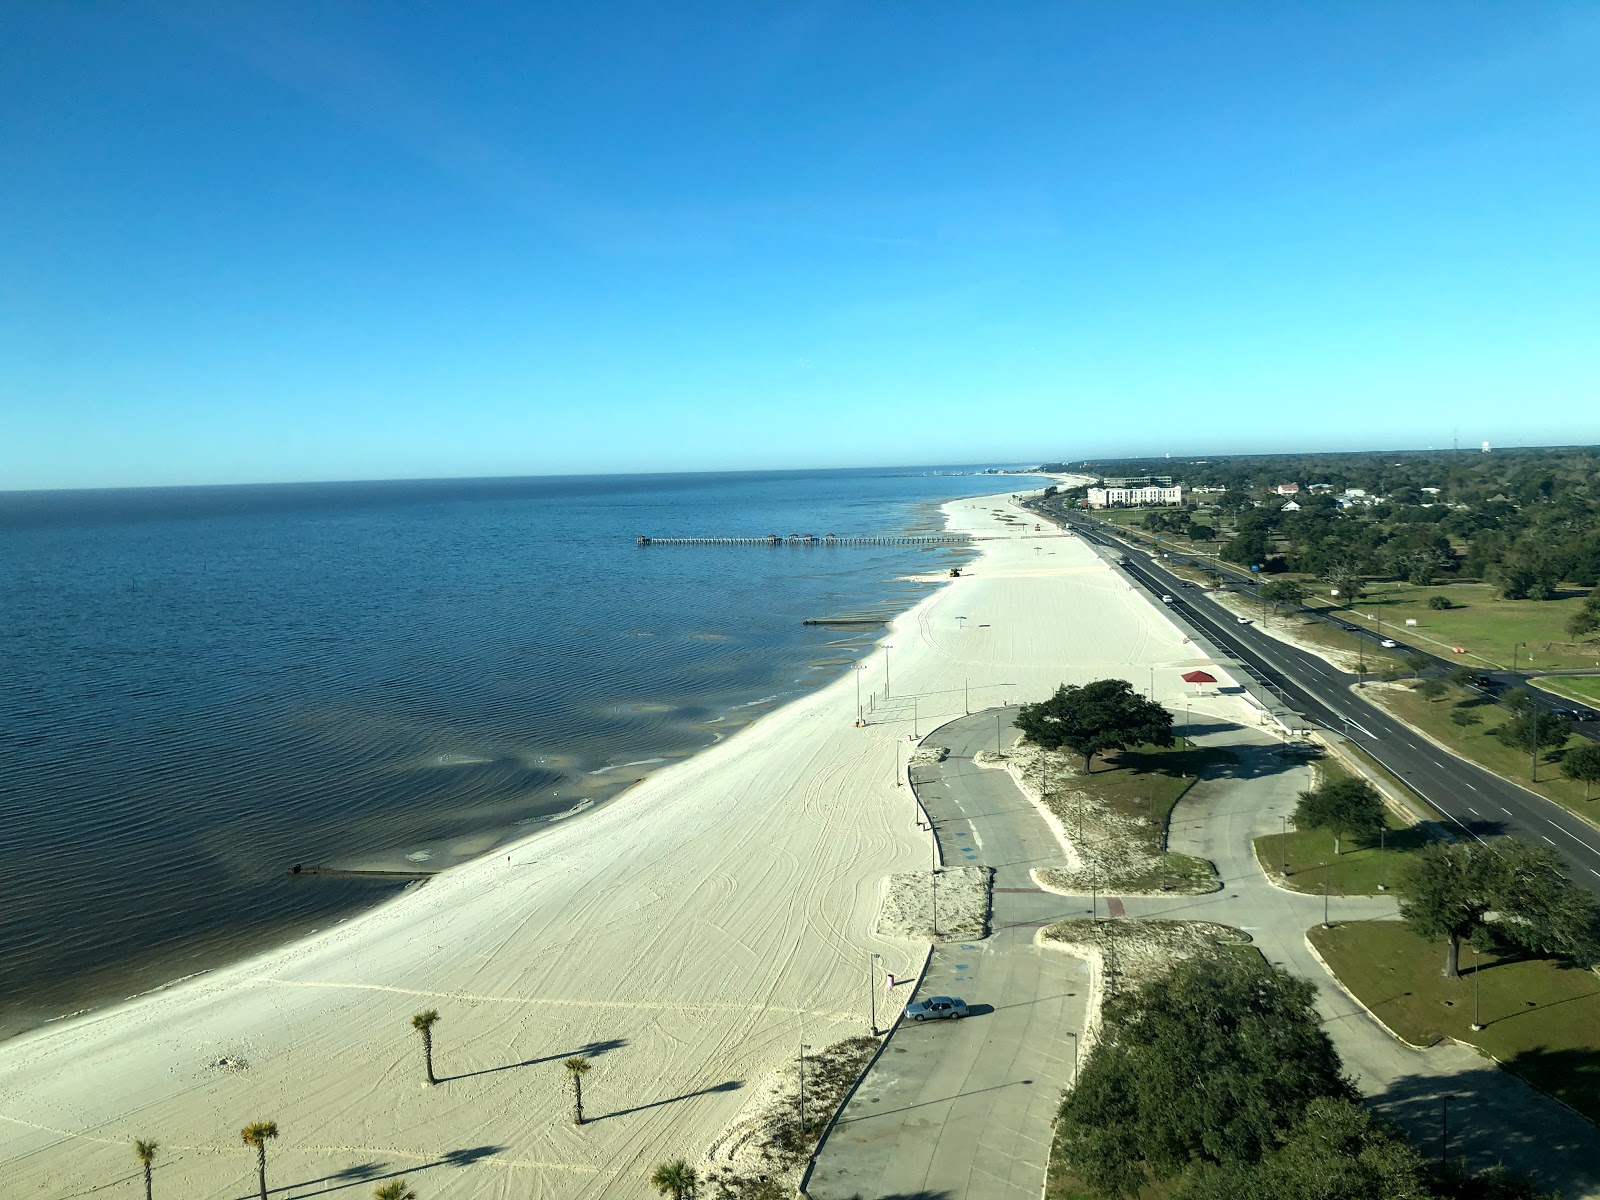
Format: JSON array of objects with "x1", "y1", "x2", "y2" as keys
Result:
[
  {"x1": 1543, "y1": 835, "x2": 1557, "y2": 845},
  {"x1": 1463, "y1": 782, "x2": 1478, "y2": 792},
  {"x1": 1501, "y1": 806, "x2": 1512, "y2": 815},
  {"x1": 1547, "y1": 823, "x2": 1600, "y2": 855}
]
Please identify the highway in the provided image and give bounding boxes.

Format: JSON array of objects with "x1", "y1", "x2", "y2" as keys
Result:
[{"x1": 1060, "y1": 517, "x2": 1600, "y2": 892}]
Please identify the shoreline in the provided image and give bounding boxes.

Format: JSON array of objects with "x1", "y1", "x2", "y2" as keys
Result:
[
  {"x1": 1, "y1": 481, "x2": 1242, "y2": 1198},
  {"x1": 0, "y1": 484, "x2": 1021, "y2": 1045}
]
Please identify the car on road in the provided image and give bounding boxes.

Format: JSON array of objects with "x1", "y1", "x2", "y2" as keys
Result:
[
  {"x1": 1236, "y1": 616, "x2": 1251, "y2": 624},
  {"x1": 905, "y1": 995, "x2": 969, "y2": 1021},
  {"x1": 1161, "y1": 594, "x2": 1175, "y2": 603},
  {"x1": 1379, "y1": 639, "x2": 1397, "y2": 648},
  {"x1": 1473, "y1": 675, "x2": 1499, "y2": 690}
]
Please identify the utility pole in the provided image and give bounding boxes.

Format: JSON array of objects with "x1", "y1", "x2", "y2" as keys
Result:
[
  {"x1": 1281, "y1": 816, "x2": 1289, "y2": 877},
  {"x1": 1065, "y1": 1030, "x2": 1079, "y2": 1085},
  {"x1": 913, "y1": 695, "x2": 919, "y2": 739},
  {"x1": 855, "y1": 665, "x2": 862, "y2": 724},
  {"x1": 1378, "y1": 825, "x2": 1387, "y2": 890},
  {"x1": 964, "y1": 678, "x2": 969, "y2": 714},
  {"x1": 930, "y1": 869, "x2": 939, "y2": 940},
  {"x1": 885, "y1": 644, "x2": 893, "y2": 698},
  {"x1": 1322, "y1": 862, "x2": 1331, "y2": 928},
  {"x1": 1470, "y1": 944, "x2": 1483, "y2": 1032}
]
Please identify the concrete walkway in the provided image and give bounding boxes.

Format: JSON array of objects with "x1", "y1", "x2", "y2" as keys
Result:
[
  {"x1": 812, "y1": 710, "x2": 1600, "y2": 1200},
  {"x1": 807, "y1": 713, "x2": 1086, "y2": 1200}
]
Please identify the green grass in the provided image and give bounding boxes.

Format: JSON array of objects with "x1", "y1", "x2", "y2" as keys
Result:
[
  {"x1": 1058, "y1": 743, "x2": 1237, "y2": 891},
  {"x1": 1310, "y1": 921, "x2": 1600, "y2": 1124},
  {"x1": 1304, "y1": 580, "x2": 1600, "y2": 671},
  {"x1": 1375, "y1": 683, "x2": 1599, "y2": 817},
  {"x1": 1537, "y1": 675, "x2": 1600, "y2": 707},
  {"x1": 1254, "y1": 805, "x2": 1428, "y2": 895}
]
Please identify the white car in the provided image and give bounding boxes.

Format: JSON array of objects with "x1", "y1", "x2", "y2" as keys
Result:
[
  {"x1": 1161, "y1": 594, "x2": 1175, "y2": 603},
  {"x1": 1380, "y1": 639, "x2": 1397, "y2": 648},
  {"x1": 1236, "y1": 616, "x2": 1251, "y2": 624}
]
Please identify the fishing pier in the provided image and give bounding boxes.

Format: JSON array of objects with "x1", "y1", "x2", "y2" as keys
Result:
[{"x1": 635, "y1": 533, "x2": 972, "y2": 547}]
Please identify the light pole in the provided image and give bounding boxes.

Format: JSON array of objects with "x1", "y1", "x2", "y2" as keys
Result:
[
  {"x1": 869, "y1": 953, "x2": 881, "y2": 1035},
  {"x1": 855, "y1": 665, "x2": 863, "y2": 724},
  {"x1": 996, "y1": 709, "x2": 1005, "y2": 753},
  {"x1": 1470, "y1": 944, "x2": 1483, "y2": 1032},
  {"x1": 913, "y1": 695, "x2": 919, "y2": 739},
  {"x1": 884, "y1": 644, "x2": 893, "y2": 698},
  {"x1": 930, "y1": 869, "x2": 939, "y2": 940},
  {"x1": 798, "y1": 1043, "x2": 811, "y2": 1134},
  {"x1": 964, "y1": 677, "x2": 969, "y2": 714},
  {"x1": 1512, "y1": 641, "x2": 1527, "y2": 674},
  {"x1": 1322, "y1": 861, "x2": 1331, "y2": 928},
  {"x1": 1065, "y1": 1030, "x2": 1079, "y2": 1085},
  {"x1": 1378, "y1": 825, "x2": 1388, "y2": 890},
  {"x1": 1281, "y1": 815, "x2": 1289, "y2": 877}
]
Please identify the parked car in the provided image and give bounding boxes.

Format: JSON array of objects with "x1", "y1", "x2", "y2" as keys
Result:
[{"x1": 905, "y1": 995, "x2": 969, "y2": 1021}]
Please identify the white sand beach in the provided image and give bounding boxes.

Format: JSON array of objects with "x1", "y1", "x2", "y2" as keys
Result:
[{"x1": 0, "y1": 491, "x2": 1253, "y2": 1198}]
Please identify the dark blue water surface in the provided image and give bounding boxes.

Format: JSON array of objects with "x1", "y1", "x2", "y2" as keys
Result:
[{"x1": 0, "y1": 467, "x2": 1037, "y2": 1038}]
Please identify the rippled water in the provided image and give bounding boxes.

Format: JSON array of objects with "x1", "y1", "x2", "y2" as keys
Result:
[{"x1": 0, "y1": 467, "x2": 1035, "y2": 1038}]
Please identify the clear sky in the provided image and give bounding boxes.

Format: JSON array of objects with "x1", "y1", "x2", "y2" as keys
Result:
[{"x1": 5, "y1": 3, "x2": 1600, "y2": 489}]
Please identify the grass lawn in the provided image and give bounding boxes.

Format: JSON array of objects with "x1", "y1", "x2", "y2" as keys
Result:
[
  {"x1": 1537, "y1": 675, "x2": 1600, "y2": 708},
  {"x1": 1374, "y1": 683, "x2": 1600, "y2": 817},
  {"x1": 1036, "y1": 748, "x2": 1235, "y2": 896},
  {"x1": 1254, "y1": 807, "x2": 1428, "y2": 896},
  {"x1": 1305, "y1": 581, "x2": 1600, "y2": 671},
  {"x1": 1310, "y1": 921, "x2": 1600, "y2": 1124}
]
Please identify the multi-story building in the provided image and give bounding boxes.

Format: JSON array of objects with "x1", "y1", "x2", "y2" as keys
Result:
[{"x1": 1086, "y1": 484, "x2": 1183, "y2": 508}]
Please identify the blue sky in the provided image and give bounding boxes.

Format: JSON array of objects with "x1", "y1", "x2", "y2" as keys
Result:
[{"x1": 5, "y1": 2, "x2": 1600, "y2": 489}]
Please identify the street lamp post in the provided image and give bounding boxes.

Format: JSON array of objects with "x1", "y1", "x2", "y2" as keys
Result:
[
  {"x1": 1281, "y1": 815, "x2": 1289, "y2": 877},
  {"x1": 1065, "y1": 1030, "x2": 1079, "y2": 1086},
  {"x1": 798, "y1": 1043, "x2": 811, "y2": 1133},
  {"x1": 930, "y1": 869, "x2": 939, "y2": 940},
  {"x1": 869, "y1": 953, "x2": 881, "y2": 1035},
  {"x1": 855, "y1": 665, "x2": 863, "y2": 724},
  {"x1": 1322, "y1": 861, "x2": 1331, "y2": 928},
  {"x1": 1470, "y1": 944, "x2": 1483, "y2": 1032},
  {"x1": 1378, "y1": 825, "x2": 1388, "y2": 890},
  {"x1": 913, "y1": 695, "x2": 919, "y2": 739},
  {"x1": 885, "y1": 644, "x2": 893, "y2": 698}
]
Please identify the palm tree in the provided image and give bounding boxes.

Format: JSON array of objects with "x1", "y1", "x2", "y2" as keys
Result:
[
  {"x1": 240, "y1": 1121, "x2": 279, "y2": 1200},
  {"x1": 373, "y1": 1182, "x2": 416, "y2": 1200},
  {"x1": 563, "y1": 1055, "x2": 592, "y2": 1125},
  {"x1": 133, "y1": 1139, "x2": 158, "y2": 1200},
  {"x1": 411, "y1": 1009, "x2": 440, "y2": 1085},
  {"x1": 650, "y1": 1158, "x2": 697, "y2": 1200}
]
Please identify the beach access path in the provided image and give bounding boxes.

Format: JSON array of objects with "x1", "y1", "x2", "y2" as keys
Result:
[
  {"x1": 0, "y1": 491, "x2": 1249, "y2": 1199},
  {"x1": 806, "y1": 712, "x2": 1085, "y2": 1200}
]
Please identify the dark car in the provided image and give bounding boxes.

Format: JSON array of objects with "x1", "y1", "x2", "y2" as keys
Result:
[{"x1": 1472, "y1": 676, "x2": 1499, "y2": 690}]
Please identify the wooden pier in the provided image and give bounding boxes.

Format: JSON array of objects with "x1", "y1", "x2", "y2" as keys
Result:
[{"x1": 635, "y1": 533, "x2": 971, "y2": 547}]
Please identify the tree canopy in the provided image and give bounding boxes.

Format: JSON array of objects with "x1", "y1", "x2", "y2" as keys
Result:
[
  {"x1": 1561, "y1": 740, "x2": 1600, "y2": 798},
  {"x1": 1014, "y1": 678, "x2": 1173, "y2": 771},
  {"x1": 1397, "y1": 838, "x2": 1599, "y2": 977},
  {"x1": 1292, "y1": 778, "x2": 1386, "y2": 855},
  {"x1": 1055, "y1": 956, "x2": 1352, "y2": 1198}
]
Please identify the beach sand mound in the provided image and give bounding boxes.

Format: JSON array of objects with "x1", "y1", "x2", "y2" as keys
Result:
[{"x1": 876, "y1": 866, "x2": 991, "y2": 941}]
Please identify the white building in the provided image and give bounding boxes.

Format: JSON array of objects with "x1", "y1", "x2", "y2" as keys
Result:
[{"x1": 1087, "y1": 484, "x2": 1183, "y2": 508}]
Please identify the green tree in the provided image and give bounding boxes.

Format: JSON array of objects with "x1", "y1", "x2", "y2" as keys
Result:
[
  {"x1": 1419, "y1": 678, "x2": 1448, "y2": 702},
  {"x1": 1405, "y1": 653, "x2": 1432, "y2": 678},
  {"x1": 1503, "y1": 688, "x2": 1534, "y2": 715},
  {"x1": 240, "y1": 1122, "x2": 279, "y2": 1200},
  {"x1": 1174, "y1": 1097, "x2": 1431, "y2": 1200},
  {"x1": 133, "y1": 1139, "x2": 158, "y2": 1200},
  {"x1": 1189, "y1": 523, "x2": 1217, "y2": 542},
  {"x1": 412, "y1": 1009, "x2": 441, "y2": 1086},
  {"x1": 650, "y1": 1159, "x2": 699, "y2": 1200},
  {"x1": 1014, "y1": 679, "x2": 1174, "y2": 772},
  {"x1": 374, "y1": 1182, "x2": 417, "y2": 1200},
  {"x1": 1494, "y1": 841, "x2": 1600, "y2": 963},
  {"x1": 1493, "y1": 711, "x2": 1571, "y2": 765},
  {"x1": 1395, "y1": 842, "x2": 1502, "y2": 978},
  {"x1": 564, "y1": 1055, "x2": 592, "y2": 1125},
  {"x1": 1293, "y1": 778, "x2": 1386, "y2": 855},
  {"x1": 1448, "y1": 665, "x2": 1475, "y2": 688},
  {"x1": 1222, "y1": 530, "x2": 1270, "y2": 567},
  {"x1": 1260, "y1": 580, "x2": 1305, "y2": 610},
  {"x1": 1055, "y1": 956, "x2": 1352, "y2": 1198},
  {"x1": 1561, "y1": 740, "x2": 1600, "y2": 799},
  {"x1": 1322, "y1": 561, "x2": 1367, "y2": 606},
  {"x1": 1429, "y1": 595, "x2": 1454, "y2": 610},
  {"x1": 1568, "y1": 609, "x2": 1599, "y2": 639}
]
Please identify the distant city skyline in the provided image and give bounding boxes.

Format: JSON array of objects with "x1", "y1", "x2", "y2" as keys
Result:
[{"x1": 6, "y1": 2, "x2": 1600, "y2": 490}]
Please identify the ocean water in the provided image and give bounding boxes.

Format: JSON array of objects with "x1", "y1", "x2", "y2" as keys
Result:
[{"x1": 0, "y1": 467, "x2": 1037, "y2": 1039}]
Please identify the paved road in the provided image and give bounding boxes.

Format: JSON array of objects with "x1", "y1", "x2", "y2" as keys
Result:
[
  {"x1": 812, "y1": 709, "x2": 1600, "y2": 1199},
  {"x1": 1062, "y1": 520, "x2": 1600, "y2": 892},
  {"x1": 807, "y1": 713, "x2": 1085, "y2": 1200},
  {"x1": 1053, "y1": 508, "x2": 1600, "y2": 736}
]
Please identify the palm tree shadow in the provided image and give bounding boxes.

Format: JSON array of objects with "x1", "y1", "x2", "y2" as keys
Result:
[
  {"x1": 256, "y1": 1146, "x2": 506, "y2": 1198},
  {"x1": 439, "y1": 1037, "x2": 627, "y2": 1083},
  {"x1": 588, "y1": 1079, "x2": 744, "y2": 1123}
]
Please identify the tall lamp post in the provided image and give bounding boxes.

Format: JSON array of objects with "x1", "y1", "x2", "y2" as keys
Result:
[
  {"x1": 1321, "y1": 861, "x2": 1331, "y2": 928},
  {"x1": 1470, "y1": 943, "x2": 1484, "y2": 1032},
  {"x1": 884, "y1": 644, "x2": 893, "y2": 698},
  {"x1": 1065, "y1": 1030, "x2": 1079, "y2": 1086},
  {"x1": 869, "y1": 953, "x2": 881, "y2": 1035},
  {"x1": 797, "y1": 1043, "x2": 811, "y2": 1134}
]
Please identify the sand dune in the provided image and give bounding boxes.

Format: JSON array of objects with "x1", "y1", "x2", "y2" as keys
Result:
[{"x1": 0, "y1": 492, "x2": 1250, "y2": 1198}]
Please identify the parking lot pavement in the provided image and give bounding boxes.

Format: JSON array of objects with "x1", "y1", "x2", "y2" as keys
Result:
[{"x1": 807, "y1": 712, "x2": 1087, "y2": 1200}]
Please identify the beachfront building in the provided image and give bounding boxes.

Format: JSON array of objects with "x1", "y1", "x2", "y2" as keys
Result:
[{"x1": 1086, "y1": 484, "x2": 1183, "y2": 508}]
